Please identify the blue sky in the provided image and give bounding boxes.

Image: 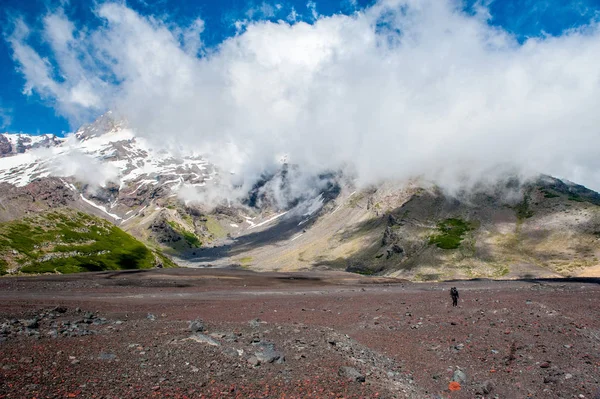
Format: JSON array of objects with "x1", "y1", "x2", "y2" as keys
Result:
[
  {"x1": 0, "y1": 0, "x2": 599, "y2": 135},
  {"x1": 0, "y1": 0, "x2": 375, "y2": 135}
]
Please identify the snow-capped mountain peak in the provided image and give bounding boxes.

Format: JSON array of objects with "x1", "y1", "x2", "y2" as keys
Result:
[{"x1": 0, "y1": 113, "x2": 215, "y2": 221}]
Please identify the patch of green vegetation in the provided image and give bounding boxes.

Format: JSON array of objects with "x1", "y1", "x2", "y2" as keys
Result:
[
  {"x1": 237, "y1": 256, "x2": 253, "y2": 266},
  {"x1": 345, "y1": 263, "x2": 384, "y2": 275},
  {"x1": 540, "y1": 179, "x2": 600, "y2": 206},
  {"x1": 429, "y1": 218, "x2": 474, "y2": 250},
  {"x1": 515, "y1": 195, "x2": 534, "y2": 220},
  {"x1": 0, "y1": 210, "x2": 158, "y2": 274},
  {"x1": 182, "y1": 231, "x2": 201, "y2": 247},
  {"x1": 541, "y1": 189, "x2": 559, "y2": 199},
  {"x1": 0, "y1": 259, "x2": 7, "y2": 275},
  {"x1": 353, "y1": 268, "x2": 375, "y2": 276},
  {"x1": 568, "y1": 194, "x2": 585, "y2": 202},
  {"x1": 348, "y1": 192, "x2": 366, "y2": 208},
  {"x1": 204, "y1": 216, "x2": 226, "y2": 239},
  {"x1": 493, "y1": 265, "x2": 510, "y2": 278}
]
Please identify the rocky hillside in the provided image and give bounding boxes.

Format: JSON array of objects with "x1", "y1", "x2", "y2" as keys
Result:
[
  {"x1": 182, "y1": 176, "x2": 600, "y2": 281},
  {"x1": 1, "y1": 114, "x2": 599, "y2": 280}
]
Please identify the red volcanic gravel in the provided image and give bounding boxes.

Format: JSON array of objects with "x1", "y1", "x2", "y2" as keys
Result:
[{"x1": 0, "y1": 268, "x2": 599, "y2": 398}]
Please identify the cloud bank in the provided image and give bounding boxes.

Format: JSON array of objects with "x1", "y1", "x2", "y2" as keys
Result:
[{"x1": 6, "y1": 0, "x2": 600, "y2": 198}]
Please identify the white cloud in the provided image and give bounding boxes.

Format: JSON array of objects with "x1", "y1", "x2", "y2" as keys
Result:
[
  {"x1": 0, "y1": 105, "x2": 12, "y2": 130},
  {"x1": 6, "y1": 0, "x2": 600, "y2": 201},
  {"x1": 47, "y1": 149, "x2": 119, "y2": 187}
]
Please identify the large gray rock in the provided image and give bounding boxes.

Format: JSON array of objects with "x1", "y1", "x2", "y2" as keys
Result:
[
  {"x1": 253, "y1": 341, "x2": 284, "y2": 364},
  {"x1": 338, "y1": 366, "x2": 365, "y2": 383},
  {"x1": 189, "y1": 319, "x2": 205, "y2": 333}
]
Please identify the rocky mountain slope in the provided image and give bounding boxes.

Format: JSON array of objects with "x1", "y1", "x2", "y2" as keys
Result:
[{"x1": 1, "y1": 114, "x2": 599, "y2": 279}]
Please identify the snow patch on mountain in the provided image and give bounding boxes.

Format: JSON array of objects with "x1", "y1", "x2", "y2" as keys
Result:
[{"x1": 80, "y1": 194, "x2": 122, "y2": 220}]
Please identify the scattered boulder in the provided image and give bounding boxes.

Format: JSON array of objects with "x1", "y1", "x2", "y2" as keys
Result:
[
  {"x1": 338, "y1": 366, "x2": 365, "y2": 383},
  {"x1": 476, "y1": 380, "x2": 494, "y2": 395},
  {"x1": 247, "y1": 356, "x2": 260, "y2": 367},
  {"x1": 248, "y1": 318, "x2": 263, "y2": 328},
  {"x1": 189, "y1": 319, "x2": 205, "y2": 333},
  {"x1": 253, "y1": 341, "x2": 284, "y2": 364},
  {"x1": 24, "y1": 319, "x2": 39, "y2": 329}
]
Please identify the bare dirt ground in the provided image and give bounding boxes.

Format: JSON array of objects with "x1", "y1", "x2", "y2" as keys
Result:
[{"x1": 1, "y1": 269, "x2": 599, "y2": 399}]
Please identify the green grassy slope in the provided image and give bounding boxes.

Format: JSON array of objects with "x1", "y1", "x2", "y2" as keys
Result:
[{"x1": 0, "y1": 209, "x2": 175, "y2": 274}]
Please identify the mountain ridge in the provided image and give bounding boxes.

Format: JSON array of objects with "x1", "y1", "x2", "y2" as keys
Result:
[{"x1": 0, "y1": 115, "x2": 599, "y2": 279}]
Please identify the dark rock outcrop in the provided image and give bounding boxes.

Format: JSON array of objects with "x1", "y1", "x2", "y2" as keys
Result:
[
  {"x1": 150, "y1": 212, "x2": 183, "y2": 244},
  {"x1": 382, "y1": 226, "x2": 399, "y2": 246},
  {"x1": 0, "y1": 135, "x2": 12, "y2": 156}
]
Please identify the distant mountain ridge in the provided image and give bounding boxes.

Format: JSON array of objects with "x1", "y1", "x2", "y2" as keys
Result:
[
  {"x1": 0, "y1": 114, "x2": 599, "y2": 279},
  {"x1": 0, "y1": 133, "x2": 63, "y2": 157}
]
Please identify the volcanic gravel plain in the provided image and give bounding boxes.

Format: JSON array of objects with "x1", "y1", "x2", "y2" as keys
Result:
[{"x1": 1, "y1": 268, "x2": 599, "y2": 399}]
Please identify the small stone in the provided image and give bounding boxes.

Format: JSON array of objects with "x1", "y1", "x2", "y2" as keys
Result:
[
  {"x1": 147, "y1": 314, "x2": 156, "y2": 321},
  {"x1": 247, "y1": 356, "x2": 260, "y2": 366},
  {"x1": 480, "y1": 380, "x2": 494, "y2": 394},
  {"x1": 564, "y1": 373, "x2": 573, "y2": 380},
  {"x1": 24, "y1": 319, "x2": 39, "y2": 329},
  {"x1": 452, "y1": 369, "x2": 467, "y2": 384},
  {"x1": 540, "y1": 362, "x2": 551, "y2": 368},
  {"x1": 248, "y1": 319, "x2": 262, "y2": 328},
  {"x1": 98, "y1": 353, "x2": 116, "y2": 360},
  {"x1": 543, "y1": 376, "x2": 557, "y2": 384}
]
